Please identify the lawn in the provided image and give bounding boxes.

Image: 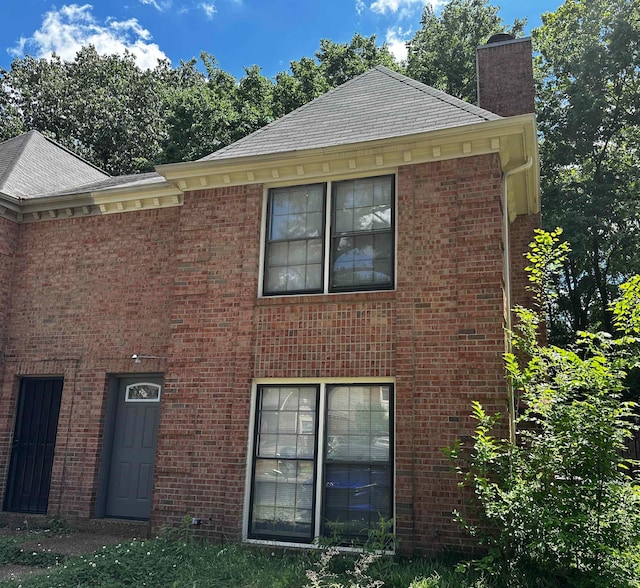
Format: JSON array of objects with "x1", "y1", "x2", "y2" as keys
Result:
[{"x1": 0, "y1": 534, "x2": 472, "y2": 588}]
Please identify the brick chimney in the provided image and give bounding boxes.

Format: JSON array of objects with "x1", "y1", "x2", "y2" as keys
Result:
[{"x1": 476, "y1": 35, "x2": 535, "y2": 116}]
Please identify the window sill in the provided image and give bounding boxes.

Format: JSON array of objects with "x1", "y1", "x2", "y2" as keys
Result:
[{"x1": 243, "y1": 537, "x2": 395, "y2": 555}]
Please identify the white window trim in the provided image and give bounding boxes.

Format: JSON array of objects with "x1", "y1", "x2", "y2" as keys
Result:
[
  {"x1": 257, "y1": 173, "x2": 399, "y2": 298},
  {"x1": 242, "y1": 377, "x2": 396, "y2": 548}
]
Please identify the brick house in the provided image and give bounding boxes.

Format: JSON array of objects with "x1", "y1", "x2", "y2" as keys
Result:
[{"x1": 0, "y1": 37, "x2": 539, "y2": 553}]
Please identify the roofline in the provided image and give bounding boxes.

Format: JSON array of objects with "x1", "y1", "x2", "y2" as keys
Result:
[
  {"x1": 158, "y1": 114, "x2": 540, "y2": 218},
  {"x1": 0, "y1": 177, "x2": 182, "y2": 223},
  {"x1": 1, "y1": 114, "x2": 539, "y2": 224}
]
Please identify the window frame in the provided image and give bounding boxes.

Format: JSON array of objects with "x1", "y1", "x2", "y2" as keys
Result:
[
  {"x1": 245, "y1": 381, "x2": 395, "y2": 546},
  {"x1": 247, "y1": 385, "x2": 321, "y2": 543},
  {"x1": 263, "y1": 183, "x2": 327, "y2": 296},
  {"x1": 261, "y1": 175, "x2": 396, "y2": 297}
]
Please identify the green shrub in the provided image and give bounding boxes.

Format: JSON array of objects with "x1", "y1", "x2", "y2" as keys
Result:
[{"x1": 450, "y1": 229, "x2": 640, "y2": 587}]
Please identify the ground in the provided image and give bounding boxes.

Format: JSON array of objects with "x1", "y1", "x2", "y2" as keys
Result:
[{"x1": 0, "y1": 519, "x2": 145, "y2": 583}]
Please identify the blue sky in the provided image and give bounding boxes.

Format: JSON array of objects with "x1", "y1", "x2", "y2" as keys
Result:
[{"x1": 2, "y1": 1, "x2": 564, "y2": 79}]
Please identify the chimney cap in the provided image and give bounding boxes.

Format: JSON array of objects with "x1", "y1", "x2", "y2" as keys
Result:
[{"x1": 486, "y1": 33, "x2": 515, "y2": 44}]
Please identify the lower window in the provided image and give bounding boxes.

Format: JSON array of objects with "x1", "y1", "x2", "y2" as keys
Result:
[{"x1": 248, "y1": 383, "x2": 393, "y2": 544}]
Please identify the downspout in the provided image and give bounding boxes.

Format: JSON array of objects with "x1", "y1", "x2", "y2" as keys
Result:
[{"x1": 502, "y1": 156, "x2": 533, "y2": 444}]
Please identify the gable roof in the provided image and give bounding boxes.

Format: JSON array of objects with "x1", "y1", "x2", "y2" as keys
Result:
[
  {"x1": 201, "y1": 65, "x2": 502, "y2": 162},
  {"x1": 0, "y1": 130, "x2": 109, "y2": 199}
]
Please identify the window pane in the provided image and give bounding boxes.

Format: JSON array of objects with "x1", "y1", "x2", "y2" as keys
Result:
[
  {"x1": 269, "y1": 185, "x2": 324, "y2": 240},
  {"x1": 266, "y1": 240, "x2": 323, "y2": 293},
  {"x1": 323, "y1": 386, "x2": 392, "y2": 542},
  {"x1": 265, "y1": 184, "x2": 325, "y2": 294},
  {"x1": 332, "y1": 234, "x2": 392, "y2": 289},
  {"x1": 323, "y1": 464, "x2": 391, "y2": 543},
  {"x1": 251, "y1": 459, "x2": 314, "y2": 540},
  {"x1": 330, "y1": 176, "x2": 393, "y2": 292},
  {"x1": 325, "y1": 386, "x2": 391, "y2": 462},
  {"x1": 251, "y1": 386, "x2": 317, "y2": 541},
  {"x1": 371, "y1": 204, "x2": 392, "y2": 229}
]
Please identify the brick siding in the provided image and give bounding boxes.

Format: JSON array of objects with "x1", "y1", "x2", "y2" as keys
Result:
[{"x1": 0, "y1": 153, "x2": 534, "y2": 553}]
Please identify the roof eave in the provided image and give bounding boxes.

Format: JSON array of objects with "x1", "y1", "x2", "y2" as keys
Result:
[
  {"x1": 0, "y1": 179, "x2": 183, "y2": 223},
  {"x1": 1, "y1": 114, "x2": 539, "y2": 224},
  {"x1": 157, "y1": 114, "x2": 540, "y2": 219}
]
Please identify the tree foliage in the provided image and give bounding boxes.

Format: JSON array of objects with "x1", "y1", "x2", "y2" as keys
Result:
[
  {"x1": 0, "y1": 47, "x2": 169, "y2": 174},
  {"x1": 534, "y1": 0, "x2": 640, "y2": 343},
  {"x1": 450, "y1": 229, "x2": 640, "y2": 586},
  {"x1": 407, "y1": 0, "x2": 525, "y2": 102}
]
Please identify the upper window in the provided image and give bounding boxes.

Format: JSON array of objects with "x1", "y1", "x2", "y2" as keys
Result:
[{"x1": 263, "y1": 175, "x2": 395, "y2": 295}]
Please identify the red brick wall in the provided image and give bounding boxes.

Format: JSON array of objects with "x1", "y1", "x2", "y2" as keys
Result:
[
  {"x1": 395, "y1": 155, "x2": 508, "y2": 552},
  {"x1": 154, "y1": 156, "x2": 505, "y2": 550},
  {"x1": 153, "y1": 184, "x2": 263, "y2": 539},
  {"x1": 0, "y1": 216, "x2": 18, "y2": 354},
  {"x1": 0, "y1": 208, "x2": 178, "y2": 516},
  {"x1": 509, "y1": 213, "x2": 540, "y2": 312},
  {"x1": 477, "y1": 38, "x2": 535, "y2": 117},
  {"x1": 0, "y1": 155, "x2": 514, "y2": 553}
]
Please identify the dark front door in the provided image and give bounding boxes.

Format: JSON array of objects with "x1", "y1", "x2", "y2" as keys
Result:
[
  {"x1": 105, "y1": 378, "x2": 161, "y2": 520},
  {"x1": 4, "y1": 378, "x2": 63, "y2": 514}
]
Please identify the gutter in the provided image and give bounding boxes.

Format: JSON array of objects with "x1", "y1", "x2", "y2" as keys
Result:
[{"x1": 502, "y1": 156, "x2": 533, "y2": 444}]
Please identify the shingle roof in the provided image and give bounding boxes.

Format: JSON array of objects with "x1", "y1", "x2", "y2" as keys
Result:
[
  {"x1": 0, "y1": 130, "x2": 109, "y2": 199},
  {"x1": 201, "y1": 65, "x2": 502, "y2": 162},
  {"x1": 40, "y1": 171, "x2": 168, "y2": 198}
]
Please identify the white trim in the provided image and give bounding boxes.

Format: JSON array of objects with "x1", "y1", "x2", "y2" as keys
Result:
[
  {"x1": 254, "y1": 376, "x2": 395, "y2": 385},
  {"x1": 314, "y1": 386, "x2": 328, "y2": 541},
  {"x1": 322, "y1": 181, "x2": 332, "y2": 295},
  {"x1": 242, "y1": 382, "x2": 259, "y2": 541}
]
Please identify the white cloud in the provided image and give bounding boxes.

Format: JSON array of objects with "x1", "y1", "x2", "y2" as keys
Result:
[
  {"x1": 138, "y1": 0, "x2": 172, "y2": 11},
  {"x1": 369, "y1": 0, "x2": 422, "y2": 15},
  {"x1": 355, "y1": 0, "x2": 366, "y2": 15},
  {"x1": 200, "y1": 2, "x2": 216, "y2": 19},
  {"x1": 369, "y1": 0, "x2": 446, "y2": 17},
  {"x1": 9, "y1": 4, "x2": 168, "y2": 70},
  {"x1": 385, "y1": 27, "x2": 410, "y2": 62}
]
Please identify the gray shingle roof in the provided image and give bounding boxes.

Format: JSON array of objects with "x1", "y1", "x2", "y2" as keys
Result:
[
  {"x1": 201, "y1": 65, "x2": 502, "y2": 162},
  {"x1": 39, "y1": 171, "x2": 168, "y2": 198},
  {"x1": 0, "y1": 130, "x2": 109, "y2": 199}
]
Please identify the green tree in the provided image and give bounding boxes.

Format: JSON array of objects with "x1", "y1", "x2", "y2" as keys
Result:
[
  {"x1": 66, "y1": 47, "x2": 169, "y2": 174},
  {"x1": 450, "y1": 229, "x2": 640, "y2": 586},
  {"x1": 232, "y1": 64, "x2": 275, "y2": 141},
  {"x1": 407, "y1": 0, "x2": 525, "y2": 102},
  {"x1": 534, "y1": 0, "x2": 640, "y2": 343},
  {"x1": 161, "y1": 53, "x2": 237, "y2": 162},
  {"x1": 0, "y1": 47, "x2": 170, "y2": 174},
  {"x1": 0, "y1": 54, "x2": 70, "y2": 142},
  {"x1": 316, "y1": 33, "x2": 399, "y2": 87},
  {"x1": 272, "y1": 57, "x2": 328, "y2": 118}
]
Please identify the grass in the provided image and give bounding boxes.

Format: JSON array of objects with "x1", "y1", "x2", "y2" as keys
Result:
[{"x1": 0, "y1": 535, "x2": 473, "y2": 588}]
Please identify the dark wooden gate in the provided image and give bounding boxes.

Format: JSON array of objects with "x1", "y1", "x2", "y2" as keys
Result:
[{"x1": 3, "y1": 378, "x2": 63, "y2": 514}]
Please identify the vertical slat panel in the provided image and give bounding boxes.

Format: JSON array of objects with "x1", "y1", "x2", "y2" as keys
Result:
[{"x1": 3, "y1": 378, "x2": 63, "y2": 514}]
